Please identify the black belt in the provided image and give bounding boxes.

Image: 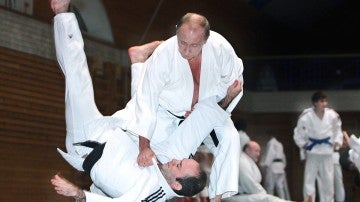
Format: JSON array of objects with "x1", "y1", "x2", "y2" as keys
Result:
[
  {"x1": 273, "y1": 158, "x2": 283, "y2": 162},
  {"x1": 74, "y1": 141, "x2": 106, "y2": 175},
  {"x1": 209, "y1": 130, "x2": 219, "y2": 147},
  {"x1": 168, "y1": 110, "x2": 219, "y2": 147}
]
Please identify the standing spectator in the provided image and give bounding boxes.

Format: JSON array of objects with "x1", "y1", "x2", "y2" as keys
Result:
[
  {"x1": 293, "y1": 91, "x2": 343, "y2": 202},
  {"x1": 260, "y1": 135, "x2": 290, "y2": 200}
]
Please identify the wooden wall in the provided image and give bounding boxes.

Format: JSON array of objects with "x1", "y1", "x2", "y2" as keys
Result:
[
  {"x1": 0, "y1": 46, "x2": 130, "y2": 201},
  {"x1": 1, "y1": 45, "x2": 360, "y2": 201}
]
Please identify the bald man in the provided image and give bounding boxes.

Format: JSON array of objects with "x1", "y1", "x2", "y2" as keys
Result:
[
  {"x1": 238, "y1": 141, "x2": 264, "y2": 195},
  {"x1": 223, "y1": 141, "x2": 298, "y2": 202}
]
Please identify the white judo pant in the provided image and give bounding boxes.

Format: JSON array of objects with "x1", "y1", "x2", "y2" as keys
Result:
[
  {"x1": 304, "y1": 153, "x2": 334, "y2": 202},
  {"x1": 57, "y1": 42, "x2": 229, "y2": 163},
  {"x1": 333, "y1": 163, "x2": 345, "y2": 202},
  {"x1": 57, "y1": 47, "x2": 230, "y2": 201},
  {"x1": 55, "y1": 13, "x2": 239, "y2": 199},
  {"x1": 264, "y1": 171, "x2": 286, "y2": 199},
  {"x1": 54, "y1": 17, "x2": 103, "y2": 157},
  {"x1": 203, "y1": 120, "x2": 240, "y2": 198}
]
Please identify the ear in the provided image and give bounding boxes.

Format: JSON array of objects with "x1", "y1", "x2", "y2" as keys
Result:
[{"x1": 170, "y1": 181, "x2": 182, "y2": 191}]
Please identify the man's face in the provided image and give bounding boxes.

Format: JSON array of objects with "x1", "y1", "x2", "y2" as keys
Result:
[
  {"x1": 247, "y1": 145, "x2": 261, "y2": 163},
  {"x1": 314, "y1": 98, "x2": 328, "y2": 111},
  {"x1": 177, "y1": 24, "x2": 206, "y2": 60},
  {"x1": 161, "y1": 158, "x2": 200, "y2": 181}
]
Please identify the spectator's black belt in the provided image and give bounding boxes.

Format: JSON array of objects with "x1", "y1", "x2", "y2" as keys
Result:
[{"x1": 73, "y1": 141, "x2": 106, "y2": 175}]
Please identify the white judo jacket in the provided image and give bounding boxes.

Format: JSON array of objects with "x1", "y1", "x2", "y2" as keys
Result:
[
  {"x1": 54, "y1": 12, "x2": 231, "y2": 201},
  {"x1": 86, "y1": 98, "x2": 230, "y2": 202},
  {"x1": 84, "y1": 128, "x2": 178, "y2": 202},
  {"x1": 126, "y1": 28, "x2": 244, "y2": 144},
  {"x1": 238, "y1": 152, "x2": 266, "y2": 195},
  {"x1": 294, "y1": 107, "x2": 343, "y2": 155},
  {"x1": 260, "y1": 137, "x2": 286, "y2": 174},
  {"x1": 260, "y1": 137, "x2": 291, "y2": 200},
  {"x1": 122, "y1": 18, "x2": 244, "y2": 199}
]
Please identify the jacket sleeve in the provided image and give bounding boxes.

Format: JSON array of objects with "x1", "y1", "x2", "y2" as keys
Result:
[
  {"x1": 126, "y1": 48, "x2": 170, "y2": 140},
  {"x1": 85, "y1": 183, "x2": 167, "y2": 202},
  {"x1": 293, "y1": 112, "x2": 309, "y2": 148},
  {"x1": 219, "y1": 48, "x2": 244, "y2": 113},
  {"x1": 225, "y1": 57, "x2": 244, "y2": 113},
  {"x1": 331, "y1": 111, "x2": 343, "y2": 148}
]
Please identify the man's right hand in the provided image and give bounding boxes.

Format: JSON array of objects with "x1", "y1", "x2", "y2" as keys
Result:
[
  {"x1": 219, "y1": 80, "x2": 243, "y2": 109},
  {"x1": 227, "y1": 80, "x2": 243, "y2": 100},
  {"x1": 138, "y1": 147, "x2": 156, "y2": 167},
  {"x1": 138, "y1": 136, "x2": 155, "y2": 167},
  {"x1": 50, "y1": 0, "x2": 70, "y2": 15}
]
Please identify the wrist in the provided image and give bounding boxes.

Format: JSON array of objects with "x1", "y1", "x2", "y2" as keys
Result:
[
  {"x1": 139, "y1": 136, "x2": 150, "y2": 151},
  {"x1": 218, "y1": 96, "x2": 230, "y2": 110},
  {"x1": 74, "y1": 188, "x2": 85, "y2": 202}
]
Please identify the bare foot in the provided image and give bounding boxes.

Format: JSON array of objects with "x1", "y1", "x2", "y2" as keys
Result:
[{"x1": 128, "y1": 41, "x2": 162, "y2": 63}]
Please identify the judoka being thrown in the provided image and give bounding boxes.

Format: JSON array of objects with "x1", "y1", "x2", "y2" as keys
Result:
[{"x1": 49, "y1": 0, "x2": 241, "y2": 201}]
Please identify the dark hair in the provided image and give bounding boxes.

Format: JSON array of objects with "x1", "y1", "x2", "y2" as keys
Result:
[
  {"x1": 176, "y1": 13, "x2": 210, "y2": 40},
  {"x1": 311, "y1": 91, "x2": 327, "y2": 103},
  {"x1": 173, "y1": 169, "x2": 207, "y2": 196}
]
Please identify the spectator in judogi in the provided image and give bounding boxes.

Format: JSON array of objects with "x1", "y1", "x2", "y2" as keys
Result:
[
  {"x1": 223, "y1": 141, "x2": 299, "y2": 202},
  {"x1": 260, "y1": 132, "x2": 290, "y2": 200},
  {"x1": 294, "y1": 91, "x2": 343, "y2": 202}
]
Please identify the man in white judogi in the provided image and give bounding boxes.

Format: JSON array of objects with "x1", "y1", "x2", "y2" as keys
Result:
[
  {"x1": 126, "y1": 11, "x2": 244, "y2": 202},
  {"x1": 260, "y1": 136, "x2": 290, "y2": 200},
  {"x1": 49, "y1": 1, "x2": 239, "y2": 200},
  {"x1": 294, "y1": 91, "x2": 343, "y2": 202},
  {"x1": 127, "y1": 13, "x2": 243, "y2": 200},
  {"x1": 238, "y1": 141, "x2": 264, "y2": 195},
  {"x1": 222, "y1": 141, "x2": 295, "y2": 202}
]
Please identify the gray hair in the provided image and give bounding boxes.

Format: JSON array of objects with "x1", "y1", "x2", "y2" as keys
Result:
[{"x1": 176, "y1": 13, "x2": 210, "y2": 40}]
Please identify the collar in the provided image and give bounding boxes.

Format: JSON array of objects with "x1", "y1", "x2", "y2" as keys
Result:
[{"x1": 152, "y1": 158, "x2": 180, "y2": 199}]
